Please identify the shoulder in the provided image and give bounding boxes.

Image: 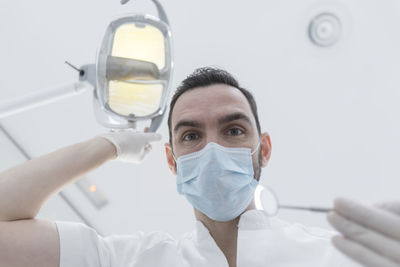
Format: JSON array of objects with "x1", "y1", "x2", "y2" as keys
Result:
[
  {"x1": 55, "y1": 220, "x2": 177, "y2": 245},
  {"x1": 272, "y1": 217, "x2": 336, "y2": 240},
  {"x1": 55, "y1": 221, "x2": 179, "y2": 267},
  {"x1": 102, "y1": 229, "x2": 178, "y2": 253},
  {"x1": 268, "y1": 218, "x2": 360, "y2": 266}
]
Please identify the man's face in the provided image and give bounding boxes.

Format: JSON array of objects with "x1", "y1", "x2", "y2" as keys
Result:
[{"x1": 165, "y1": 84, "x2": 271, "y2": 178}]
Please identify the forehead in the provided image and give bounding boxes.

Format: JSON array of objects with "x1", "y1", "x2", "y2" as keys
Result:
[{"x1": 171, "y1": 84, "x2": 255, "y2": 127}]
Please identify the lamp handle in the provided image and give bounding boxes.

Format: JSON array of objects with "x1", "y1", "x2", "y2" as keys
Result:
[{"x1": 120, "y1": 0, "x2": 169, "y2": 25}]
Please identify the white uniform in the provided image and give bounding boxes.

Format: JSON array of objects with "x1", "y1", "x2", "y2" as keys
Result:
[{"x1": 56, "y1": 210, "x2": 360, "y2": 267}]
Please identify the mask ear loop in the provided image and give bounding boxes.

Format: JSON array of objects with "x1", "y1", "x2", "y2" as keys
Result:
[
  {"x1": 170, "y1": 150, "x2": 179, "y2": 174},
  {"x1": 251, "y1": 141, "x2": 261, "y2": 155}
]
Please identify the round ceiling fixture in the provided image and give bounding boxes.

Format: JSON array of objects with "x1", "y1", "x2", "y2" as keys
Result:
[{"x1": 308, "y1": 13, "x2": 341, "y2": 47}]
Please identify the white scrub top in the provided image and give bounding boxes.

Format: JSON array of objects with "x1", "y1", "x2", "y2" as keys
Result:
[{"x1": 56, "y1": 210, "x2": 360, "y2": 267}]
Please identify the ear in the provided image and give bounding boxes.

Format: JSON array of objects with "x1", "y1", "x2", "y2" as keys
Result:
[
  {"x1": 164, "y1": 143, "x2": 177, "y2": 175},
  {"x1": 260, "y1": 132, "x2": 272, "y2": 168}
]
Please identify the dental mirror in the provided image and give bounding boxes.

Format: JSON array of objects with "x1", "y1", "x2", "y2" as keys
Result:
[{"x1": 255, "y1": 185, "x2": 332, "y2": 216}]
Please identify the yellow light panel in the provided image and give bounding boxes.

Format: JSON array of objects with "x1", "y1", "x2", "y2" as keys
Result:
[
  {"x1": 108, "y1": 81, "x2": 163, "y2": 116},
  {"x1": 112, "y1": 23, "x2": 165, "y2": 69}
]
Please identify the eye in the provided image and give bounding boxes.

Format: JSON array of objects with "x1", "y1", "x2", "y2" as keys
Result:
[
  {"x1": 227, "y1": 127, "x2": 244, "y2": 136},
  {"x1": 182, "y1": 132, "x2": 199, "y2": 142}
]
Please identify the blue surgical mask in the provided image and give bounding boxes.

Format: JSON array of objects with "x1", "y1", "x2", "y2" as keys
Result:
[{"x1": 174, "y1": 142, "x2": 260, "y2": 222}]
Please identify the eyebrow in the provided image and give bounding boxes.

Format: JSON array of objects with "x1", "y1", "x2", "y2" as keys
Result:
[
  {"x1": 173, "y1": 112, "x2": 251, "y2": 134},
  {"x1": 218, "y1": 112, "x2": 252, "y2": 125},
  {"x1": 173, "y1": 120, "x2": 204, "y2": 133}
]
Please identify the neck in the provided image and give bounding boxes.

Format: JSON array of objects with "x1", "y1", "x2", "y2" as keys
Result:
[{"x1": 194, "y1": 200, "x2": 256, "y2": 267}]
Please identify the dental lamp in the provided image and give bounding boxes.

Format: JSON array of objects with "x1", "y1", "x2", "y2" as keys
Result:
[{"x1": 0, "y1": 0, "x2": 173, "y2": 132}]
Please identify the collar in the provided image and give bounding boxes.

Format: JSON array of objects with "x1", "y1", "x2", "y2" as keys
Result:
[{"x1": 237, "y1": 209, "x2": 271, "y2": 230}]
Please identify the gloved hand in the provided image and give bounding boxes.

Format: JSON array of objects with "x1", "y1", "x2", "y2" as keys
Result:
[
  {"x1": 327, "y1": 198, "x2": 400, "y2": 267},
  {"x1": 100, "y1": 130, "x2": 162, "y2": 163}
]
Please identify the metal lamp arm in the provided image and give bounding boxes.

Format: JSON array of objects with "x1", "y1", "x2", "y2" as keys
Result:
[
  {"x1": 150, "y1": 0, "x2": 169, "y2": 25},
  {"x1": 120, "y1": 0, "x2": 169, "y2": 25},
  {"x1": 0, "y1": 82, "x2": 91, "y2": 119}
]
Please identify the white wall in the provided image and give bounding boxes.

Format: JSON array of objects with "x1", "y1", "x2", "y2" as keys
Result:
[{"x1": 0, "y1": 0, "x2": 399, "y2": 238}]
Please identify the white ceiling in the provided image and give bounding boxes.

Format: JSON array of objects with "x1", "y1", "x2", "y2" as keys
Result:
[{"x1": 1, "y1": 0, "x2": 400, "y2": 238}]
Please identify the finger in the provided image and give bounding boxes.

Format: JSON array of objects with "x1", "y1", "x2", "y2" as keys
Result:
[
  {"x1": 375, "y1": 202, "x2": 400, "y2": 216},
  {"x1": 328, "y1": 212, "x2": 400, "y2": 263},
  {"x1": 141, "y1": 144, "x2": 152, "y2": 160},
  {"x1": 144, "y1": 143, "x2": 152, "y2": 152},
  {"x1": 334, "y1": 198, "x2": 400, "y2": 240},
  {"x1": 332, "y1": 236, "x2": 400, "y2": 267},
  {"x1": 140, "y1": 132, "x2": 162, "y2": 142}
]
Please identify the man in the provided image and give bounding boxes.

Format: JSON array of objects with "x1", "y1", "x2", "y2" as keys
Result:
[{"x1": 0, "y1": 67, "x2": 399, "y2": 267}]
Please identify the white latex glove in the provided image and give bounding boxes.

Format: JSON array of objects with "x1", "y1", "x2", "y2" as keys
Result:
[
  {"x1": 327, "y1": 198, "x2": 400, "y2": 267},
  {"x1": 100, "y1": 131, "x2": 162, "y2": 163}
]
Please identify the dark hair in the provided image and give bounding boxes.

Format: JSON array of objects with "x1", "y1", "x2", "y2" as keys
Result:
[{"x1": 167, "y1": 67, "x2": 261, "y2": 146}]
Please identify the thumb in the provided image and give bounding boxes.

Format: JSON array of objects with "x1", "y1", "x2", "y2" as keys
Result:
[{"x1": 141, "y1": 144, "x2": 152, "y2": 159}]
